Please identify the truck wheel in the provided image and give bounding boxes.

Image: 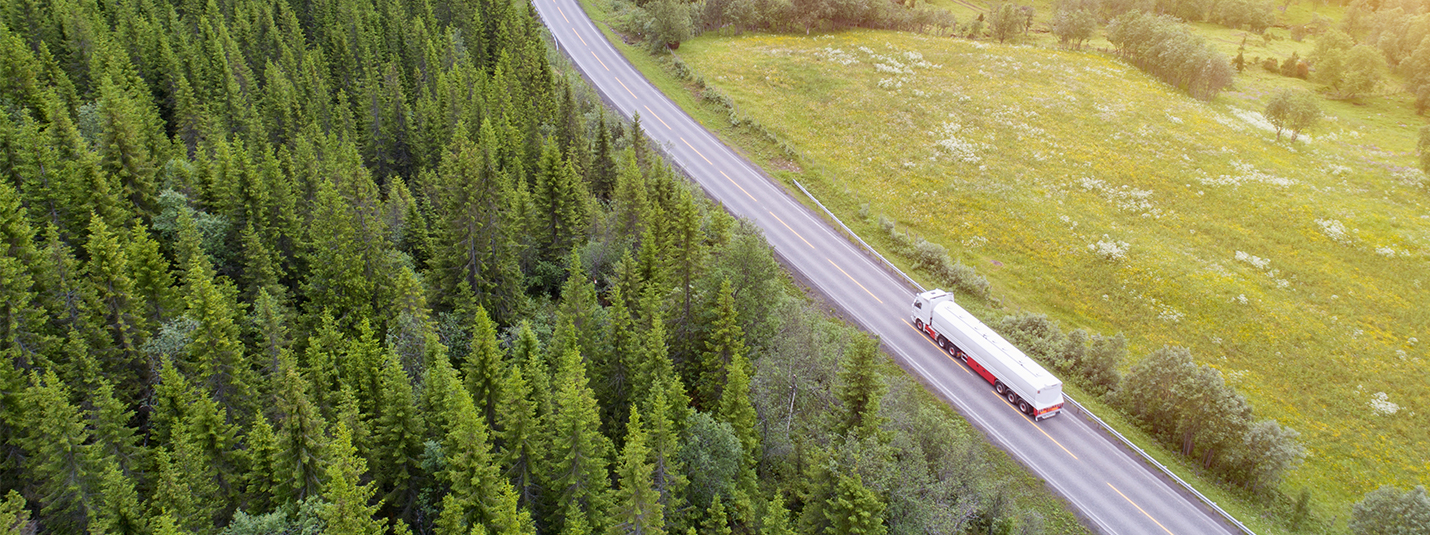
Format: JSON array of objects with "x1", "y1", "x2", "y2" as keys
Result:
[
  {"x1": 936, "y1": 336, "x2": 947, "y2": 349},
  {"x1": 994, "y1": 382, "x2": 1006, "y2": 395},
  {"x1": 1018, "y1": 400, "x2": 1032, "y2": 415},
  {"x1": 915, "y1": 318, "x2": 924, "y2": 330}
]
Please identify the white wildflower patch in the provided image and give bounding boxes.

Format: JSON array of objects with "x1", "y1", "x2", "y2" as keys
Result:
[
  {"x1": 930, "y1": 122, "x2": 984, "y2": 164},
  {"x1": 1077, "y1": 178, "x2": 1161, "y2": 217},
  {"x1": 1316, "y1": 218, "x2": 1350, "y2": 243},
  {"x1": 816, "y1": 47, "x2": 860, "y2": 66},
  {"x1": 1235, "y1": 251, "x2": 1270, "y2": 270},
  {"x1": 875, "y1": 62, "x2": 911, "y2": 75},
  {"x1": 1230, "y1": 107, "x2": 1278, "y2": 135},
  {"x1": 1166, "y1": 113, "x2": 1183, "y2": 124},
  {"x1": 1089, "y1": 235, "x2": 1130, "y2": 261},
  {"x1": 1376, "y1": 246, "x2": 1398, "y2": 258},
  {"x1": 1212, "y1": 112, "x2": 1246, "y2": 132},
  {"x1": 1235, "y1": 294, "x2": 1248, "y2": 305},
  {"x1": 1157, "y1": 304, "x2": 1185, "y2": 323},
  {"x1": 902, "y1": 50, "x2": 939, "y2": 69},
  {"x1": 1197, "y1": 161, "x2": 1295, "y2": 189},
  {"x1": 964, "y1": 235, "x2": 988, "y2": 249},
  {"x1": 1369, "y1": 392, "x2": 1399, "y2": 416}
]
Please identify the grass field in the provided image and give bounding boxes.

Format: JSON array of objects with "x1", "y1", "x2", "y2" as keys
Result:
[{"x1": 662, "y1": 28, "x2": 1428, "y2": 519}]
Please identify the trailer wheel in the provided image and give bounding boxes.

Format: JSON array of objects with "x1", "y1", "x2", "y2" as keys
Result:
[
  {"x1": 994, "y1": 381, "x2": 1006, "y2": 395},
  {"x1": 1018, "y1": 400, "x2": 1032, "y2": 415},
  {"x1": 936, "y1": 336, "x2": 947, "y2": 349},
  {"x1": 1006, "y1": 391, "x2": 1018, "y2": 405}
]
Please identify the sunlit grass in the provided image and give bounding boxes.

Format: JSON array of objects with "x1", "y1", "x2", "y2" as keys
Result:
[{"x1": 671, "y1": 29, "x2": 1429, "y2": 514}]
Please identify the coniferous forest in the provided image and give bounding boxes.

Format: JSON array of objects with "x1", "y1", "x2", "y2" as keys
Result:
[{"x1": 0, "y1": 0, "x2": 1079, "y2": 532}]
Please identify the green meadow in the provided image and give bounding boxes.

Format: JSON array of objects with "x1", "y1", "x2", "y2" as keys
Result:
[{"x1": 661, "y1": 29, "x2": 1428, "y2": 513}]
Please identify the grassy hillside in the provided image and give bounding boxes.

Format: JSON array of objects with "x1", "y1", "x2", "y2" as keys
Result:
[{"x1": 664, "y1": 29, "x2": 1427, "y2": 514}]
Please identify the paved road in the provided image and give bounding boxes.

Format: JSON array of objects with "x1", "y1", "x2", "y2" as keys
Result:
[{"x1": 531, "y1": 3, "x2": 1242, "y2": 534}]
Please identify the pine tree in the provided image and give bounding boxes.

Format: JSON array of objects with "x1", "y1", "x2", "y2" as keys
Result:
[
  {"x1": 610, "y1": 408, "x2": 663, "y2": 535},
  {"x1": 834, "y1": 335, "x2": 887, "y2": 441},
  {"x1": 545, "y1": 347, "x2": 613, "y2": 534},
  {"x1": 462, "y1": 305, "x2": 504, "y2": 430},
  {"x1": 319, "y1": 421, "x2": 388, "y2": 535}
]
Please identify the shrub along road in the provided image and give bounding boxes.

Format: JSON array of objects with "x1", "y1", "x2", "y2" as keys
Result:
[{"x1": 532, "y1": 1, "x2": 1243, "y2": 533}]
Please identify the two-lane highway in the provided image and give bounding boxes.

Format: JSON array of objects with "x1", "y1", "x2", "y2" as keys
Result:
[{"x1": 532, "y1": 3, "x2": 1241, "y2": 533}]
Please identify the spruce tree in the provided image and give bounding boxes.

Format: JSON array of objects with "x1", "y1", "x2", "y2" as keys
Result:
[
  {"x1": 18, "y1": 370, "x2": 100, "y2": 532},
  {"x1": 430, "y1": 119, "x2": 524, "y2": 323},
  {"x1": 531, "y1": 140, "x2": 589, "y2": 262},
  {"x1": 274, "y1": 350, "x2": 327, "y2": 504},
  {"x1": 182, "y1": 251, "x2": 257, "y2": 420},
  {"x1": 496, "y1": 362, "x2": 542, "y2": 509},
  {"x1": 123, "y1": 221, "x2": 178, "y2": 329},
  {"x1": 437, "y1": 380, "x2": 509, "y2": 533},
  {"x1": 0, "y1": 490, "x2": 29, "y2": 534},
  {"x1": 91, "y1": 460, "x2": 145, "y2": 535},
  {"x1": 611, "y1": 149, "x2": 648, "y2": 240},
  {"x1": 96, "y1": 77, "x2": 158, "y2": 218},
  {"x1": 545, "y1": 347, "x2": 613, "y2": 534},
  {"x1": 88, "y1": 380, "x2": 139, "y2": 475},
  {"x1": 240, "y1": 411, "x2": 281, "y2": 513},
  {"x1": 303, "y1": 310, "x2": 345, "y2": 419},
  {"x1": 319, "y1": 421, "x2": 388, "y2": 535},
  {"x1": 588, "y1": 110, "x2": 616, "y2": 200},
  {"x1": 834, "y1": 335, "x2": 887, "y2": 441},
  {"x1": 610, "y1": 408, "x2": 663, "y2": 535},
  {"x1": 462, "y1": 305, "x2": 504, "y2": 430},
  {"x1": 698, "y1": 279, "x2": 745, "y2": 411},
  {"x1": 641, "y1": 388, "x2": 686, "y2": 526},
  {"x1": 701, "y1": 494, "x2": 732, "y2": 535},
  {"x1": 826, "y1": 473, "x2": 887, "y2": 535},
  {"x1": 372, "y1": 351, "x2": 426, "y2": 518},
  {"x1": 717, "y1": 349, "x2": 758, "y2": 473},
  {"x1": 0, "y1": 181, "x2": 43, "y2": 362}
]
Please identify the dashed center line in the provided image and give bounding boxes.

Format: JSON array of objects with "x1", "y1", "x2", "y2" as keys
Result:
[
  {"x1": 614, "y1": 77, "x2": 636, "y2": 99},
  {"x1": 1108, "y1": 483, "x2": 1176, "y2": 535},
  {"x1": 557, "y1": 6, "x2": 569, "y2": 22},
  {"x1": 826, "y1": 258, "x2": 882, "y2": 304},
  {"x1": 644, "y1": 106, "x2": 670, "y2": 129},
  {"x1": 768, "y1": 212, "x2": 812, "y2": 248},
  {"x1": 993, "y1": 390, "x2": 1078, "y2": 460},
  {"x1": 679, "y1": 138, "x2": 711, "y2": 165},
  {"x1": 719, "y1": 171, "x2": 755, "y2": 201},
  {"x1": 591, "y1": 51, "x2": 608, "y2": 71},
  {"x1": 571, "y1": 28, "x2": 586, "y2": 46}
]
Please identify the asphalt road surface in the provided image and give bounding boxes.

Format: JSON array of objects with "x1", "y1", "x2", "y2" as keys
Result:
[{"x1": 531, "y1": 3, "x2": 1243, "y2": 534}]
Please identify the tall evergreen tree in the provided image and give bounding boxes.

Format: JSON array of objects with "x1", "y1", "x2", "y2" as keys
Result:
[
  {"x1": 273, "y1": 350, "x2": 327, "y2": 504},
  {"x1": 611, "y1": 408, "x2": 663, "y2": 535},
  {"x1": 372, "y1": 350, "x2": 426, "y2": 519},
  {"x1": 588, "y1": 110, "x2": 616, "y2": 200},
  {"x1": 319, "y1": 421, "x2": 388, "y2": 535},
  {"x1": 462, "y1": 305, "x2": 504, "y2": 430},
  {"x1": 0, "y1": 181, "x2": 45, "y2": 363},
  {"x1": 698, "y1": 279, "x2": 745, "y2": 411},
  {"x1": 544, "y1": 347, "x2": 613, "y2": 534},
  {"x1": 82, "y1": 213, "x2": 147, "y2": 394},
  {"x1": 430, "y1": 119, "x2": 523, "y2": 323},
  {"x1": 531, "y1": 140, "x2": 588, "y2": 262},
  {"x1": 95, "y1": 77, "x2": 158, "y2": 219},
  {"x1": 834, "y1": 335, "x2": 887, "y2": 441},
  {"x1": 717, "y1": 348, "x2": 758, "y2": 475},
  {"x1": 17, "y1": 370, "x2": 101, "y2": 532},
  {"x1": 496, "y1": 361, "x2": 542, "y2": 510}
]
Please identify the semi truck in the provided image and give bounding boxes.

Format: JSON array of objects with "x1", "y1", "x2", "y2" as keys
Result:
[{"x1": 910, "y1": 289, "x2": 1065, "y2": 421}]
